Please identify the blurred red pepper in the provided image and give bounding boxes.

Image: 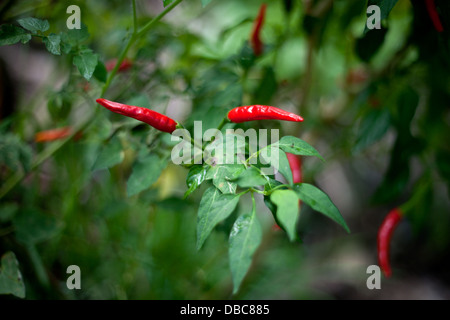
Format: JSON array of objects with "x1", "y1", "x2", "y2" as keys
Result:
[
  {"x1": 35, "y1": 127, "x2": 74, "y2": 142},
  {"x1": 250, "y1": 3, "x2": 267, "y2": 56},
  {"x1": 425, "y1": 0, "x2": 444, "y2": 32},
  {"x1": 105, "y1": 58, "x2": 133, "y2": 72}
]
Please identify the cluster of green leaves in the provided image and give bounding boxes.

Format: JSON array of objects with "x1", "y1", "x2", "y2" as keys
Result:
[
  {"x1": 183, "y1": 133, "x2": 349, "y2": 293},
  {"x1": 0, "y1": 17, "x2": 102, "y2": 81}
]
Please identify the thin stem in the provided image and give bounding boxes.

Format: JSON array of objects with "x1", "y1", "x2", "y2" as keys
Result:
[
  {"x1": 137, "y1": 0, "x2": 183, "y2": 37},
  {"x1": 251, "y1": 191, "x2": 256, "y2": 214},
  {"x1": 250, "y1": 188, "x2": 266, "y2": 195},
  {"x1": 0, "y1": 0, "x2": 185, "y2": 200},
  {"x1": 101, "y1": 34, "x2": 136, "y2": 97},
  {"x1": 102, "y1": 0, "x2": 184, "y2": 97},
  {"x1": 132, "y1": 0, "x2": 138, "y2": 34},
  {"x1": 216, "y1": 116, "x2": 230, "y2": 132}
]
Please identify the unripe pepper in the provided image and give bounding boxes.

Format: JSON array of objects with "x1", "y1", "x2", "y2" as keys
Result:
[
  {"x1": 250, "y1": 3, "x2": 267, "y2": 56},
  {"x1": 96, "y1": 98, "x2": 178, "y2": 133},
  {"x1": 377, "y1": 208, "x2": 403, "y2": 277},
  {"x1": 228, "y1": 105, "x2": 303, "y2": 123}
]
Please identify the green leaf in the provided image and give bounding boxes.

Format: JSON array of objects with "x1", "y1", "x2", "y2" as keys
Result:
[
  {"x1": 0, "y1": 25, "x2": 31, "y2": 45},
  {"x1": 277, "y1": 136, "x2": 324, "y2": 161},
  {"x1": 0, "y1": 252, "x2": 25, "y2": 298},
  {"x1": 294, "y1": 183, "x2": 350, "y2": 233},
  {"x1": 234, "y1": 167, "x2": 267, "y2": 188},
  {"x1": 73, "y1": 49, "x2": 98, "y2": 80},
  {"x1": 206, "y1": 164, "x2": 245, "y2": 194},
  {"x1": 274, "y1": 149, "x2": 293, "y2": 185},
  {"x1": 62, "y1": 24, "x2": 90, "y2": 45},
  {"x1": 13, "y1": 209, "x2": 62, "y2": 245},
  {"x1": 127, "y1": 154, "x2": 167, "y2": 197},
  {"x1": 197, "y1": 187, "x2": 241, "y2": 250},
  {"x1": 356, "y1": 28, "x2": 388, "y2": 62},
  {"x1": 93, "y1": 60, "x2": 107, "y2": 83},
  {"x1": 254, "y1": 67, "x2": 277, "y2": 105},
  {"x1": 270, "y1": 190, "x2": 299, "y2": 241},
  {"x1": 229, "y1": 211, "x2": 262, "y2": 294},
  {"x1": 264, "y1": 178, "x2": 283, "y2": 192},
  {"x1": 163, "y1": 0, "x2": 175, "y2": 7},
  {"x1": 43, "y1": 33, "x2": 61, "y2": 55},
  {"x1": 92, "y1": 137, "x2": 124, "y2": 171},
  {"x1": 184, "y1": 165, "x2": 208, "y2": 198},
  {"x1": 202, "y1": 0, "x2": 213, "y2": 7},
  {"x1": 17, "y1": 17, "x2": 49, "y2": 33},
  {"x1": 353, "y1": 108, "x2": 390, "y2": 153}
]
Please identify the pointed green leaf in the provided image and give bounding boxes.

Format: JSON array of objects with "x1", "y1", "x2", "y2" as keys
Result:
[
  {"x1": 92, "y1": 137, "x2": 124, "y2": 171},
  {"x1": 206, "y1": 164, "x2": 245, "y2": 194},
  {"x1": 184, "y1": 165, "x2": 208, "y2": 198},
  {"x1": 17, "y1": 17, "x2": 49, "y2": 33},
  {"x1": 229, "y1": 212, "x2": 262, "y2": 294},
  {"x1": 93, "y1": 60, "x2": 107, "y2": 83},
  {"x1": 0, "y1": 252, "x2": 25, "y2": 298},
  {"x1": 353, "y1": 108, "x2": 390, "y2": 154},
  {"x1": 0, "y1": 25, "x2": 31, "y2": 45},
  {"x1": 276, "y1": 149, "x2": 292, "y2": 185},
  {"x1": 270, "y1": 190, "x2": 299, "y2": 241},
  {"x1": 43, "y1": 33, "x2": 61, "y2": 55},
  {"x1": 278, "y1": 136, "x2": 324, "y2": 161},
  {"x1": 294, "y1": 183, "x2": 350, "y2": 233},
  {"x1": 73, "y1": 49, "x2": 98, "y2": 80},
  {"x1": 127, "y1": 154, "x2": 167, "y2": 197},
  {"x1": 234, "y1": 167, "x2": 267, "y2": 188},
  {"x1": 197, "y1": 187, "x2": 240, "y2": 249}
]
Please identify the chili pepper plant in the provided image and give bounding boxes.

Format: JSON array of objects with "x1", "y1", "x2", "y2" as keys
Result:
[{"x1": 0, "y1": 0, "x2": 449, "y2": 299}]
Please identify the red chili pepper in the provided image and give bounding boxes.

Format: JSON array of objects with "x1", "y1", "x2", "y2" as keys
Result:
[
  {"x1": 425, "y1": 0, "x2": 444, "y2": 32},
  {"x1": 228, "y1": 105, "x2": 303, "y2": 123},
  {"x1": 377, "y1": 208, "x2": 403, "y2": 277},
  {"x1": 96, "y1": 98, "x2": 178, "y2": 133},
  {"x1": 35, "y1": 127, "x2": 72, "y2": 142},
  {"x1": 250, "y1": 3, "x2": 267, "y2": 56},
  {"x1": 105, "y1": 58, "x2": 133, "y2": 72},
  {"x1": 286, "y1": 153, "x2": 302, "y2": 184}
]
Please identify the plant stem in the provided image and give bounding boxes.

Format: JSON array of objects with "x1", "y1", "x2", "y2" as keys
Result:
[
  {"x1": 102, "y1": 0, "x2": 184, "y2": 97},
  {"x1": 137, "y1": 0, "x2": 183, "y2": 37},
  {"x1": 216, "y1": 116, "x2": 230, "y2": 132},
  {"x1": 132, "y1": 0, "x2": 138, "y2": 34},
  {"x1": 0, "y1": 1, "x2": 185, "y2": 200}
]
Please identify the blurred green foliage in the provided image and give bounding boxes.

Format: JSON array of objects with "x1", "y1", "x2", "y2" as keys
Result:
[{"x1": 0, "y1": 0, "x2": 449, "y2": 299}]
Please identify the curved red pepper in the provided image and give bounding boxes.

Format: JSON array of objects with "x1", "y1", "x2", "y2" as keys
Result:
[
  {"x1": 425, "y1": 0, "x2": 444, "y2": 32},
  {"x1": 250, "y1": 3, "x2": 267, "y2": 56},
  {"x1": 228, "y1": 105, "x2": 303, "y2": 123},
  {"x1": 377, "y1": 208, "x2": 403, "y2": 277},
  {"x1": 96, "y1": 98, "x2": 177, "y2": 133}
]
